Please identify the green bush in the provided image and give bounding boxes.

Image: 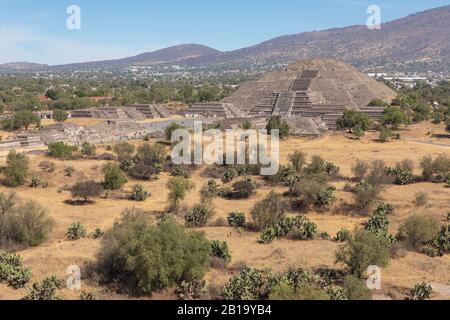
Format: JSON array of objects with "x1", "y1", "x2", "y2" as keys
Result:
[
  {"x1": 171, "y1": 165, "x2": 191, "y2": 178},
  {"x1": 293, "y1": 174, "x2": 336, "y2": 207},
  {"x1": 408, "y1": 282, "x2": 433, "y2": 300},
  {"x1": 221, "y1": 268, "x2": 266, "y2": 300},
  {"x1": 229, "y1": 178, "x2": 257, "y2": 199},
  {"x1": 221, "y1": 167, "x2": 238, "y2": 183},
  {"x1": 0, "y1": 250, "x2": 32, "y2": 289},
  {"x1": 261, "y1": 228, "x2": 277, "y2": 244},
  {"x1": 335, "y1": 229, "x2": 351, "y2": 242},
  {"x1": 66, "y1": 222, "x2": 87, "y2": 240},
  {"x1": 0, "y1": 193, "x2": 54, "y2": 247},
  {"x1": 425, "y1": 225, "x2": 450, "y2": 257},
  {"x1": 343, "y1": 275, "x2": 372, "y2": 300},
  {"x1": 30, "y1": 176, "x2": 41, "y2": 188},
  {"x1": 165, "y1": 122, "x2": 185, "y2": 142},
  {"x1": 336, "y1": 229, "x2": 391, "y2": 278},
  {"x1": 261, "y1": 216, "x2": 317, "y2": 243},
  {"x1": 48, "y1": 142, "x2": 77, "y2": 160},
  {"x1": 130, "y1": 184, "x2": 149, "y2": 202},
  {"x1": 185, "y1": 204, "x2": 215, "y2": 228},
  {"x1": 227, "y1": 212, "x2": 246, "y2": 229},
  {"x1": 266, "y1": 116, "x2": 290, "y2": 139},
  {"x1": 24, "y1": 275, "x2": 62, "y2": 300},
  {"x1": 53, "y1": 109, "x2": 68, "y2": 122},
  {"x1": 4, "y1": 150, "x2": 29, "y2": 187},
  {"x1": 397, "y1": 215, "x2": 440, "y2": 250},
  {"x1": 81, "y1": 142, "x2": 96, "y2": 157},
  {"x1": 251, "y1": 192, "x2": 287, "y2": 231},
  {"x1": 337, "y1": 110, "x2": 373, "y2": 133},
  {"x1": 102, "y1": 163, "x2": 127, "y2": 190},
  {"x1": 270, "y1": 282, "x2": 330, "y2": 300},
  {"x1": 385, "y1": 159, "x2": 414, "y2": 185},
  {"x1": 210, "y1": 240, "x2": 231, "y2": 262},
  {"x1": 97, "y1": 211, "x2": 210, "y2": 294}
]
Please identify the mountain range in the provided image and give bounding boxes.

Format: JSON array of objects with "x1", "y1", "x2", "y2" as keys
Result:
[{"x1": 1, "y1": 5, "x2": 449, "y2": 73}]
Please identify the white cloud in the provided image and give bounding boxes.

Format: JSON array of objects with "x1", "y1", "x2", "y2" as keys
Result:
[{"x1": 0, "y1": 24, "x2": 166, "y2": 65}]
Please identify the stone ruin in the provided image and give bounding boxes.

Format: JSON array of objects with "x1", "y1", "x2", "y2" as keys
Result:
[
  {"x1": 221, "y1": 59, "x2": 396, "y2": 134},
  {"x1": 184, "y1": 103, "x2": 242, "y2": 119},
  {"x1": 70, "y1": 104, "x2": 170, "y2": 120}
]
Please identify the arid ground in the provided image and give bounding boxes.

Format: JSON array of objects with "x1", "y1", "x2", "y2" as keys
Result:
[{"x1": 1, "y1": 121, "x2": 449, "y2": 300}]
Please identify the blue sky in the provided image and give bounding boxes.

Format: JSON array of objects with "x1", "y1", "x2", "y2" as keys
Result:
[{"x1": 0, "y1": 0, "x2": 448, "y2": 65}]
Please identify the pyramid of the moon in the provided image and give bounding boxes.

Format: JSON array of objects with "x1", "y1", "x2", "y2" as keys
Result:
[{"x1": 222, "y1": 59, "x2": 397, "y2": 128}]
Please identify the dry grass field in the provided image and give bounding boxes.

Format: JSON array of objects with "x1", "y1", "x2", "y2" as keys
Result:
[{"x1": 0, "y1": 121, "x2": 450, "y2": 300}]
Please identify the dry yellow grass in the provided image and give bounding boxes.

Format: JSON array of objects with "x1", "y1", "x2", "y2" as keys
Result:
[{"x1": 0, "y1": 122, "x2": 450, "y2": 300}]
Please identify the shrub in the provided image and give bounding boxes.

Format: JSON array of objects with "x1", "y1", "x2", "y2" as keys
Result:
[
  {"x1": 171, "y1": 165, "x2": 190, "y2": 178},
  {"x1": 53, "y1": 109, "x2": 68, "y2": 122},
  {"x1": 414, "y1": 192, "x2": 428, "y2": 207},
  {"x1": 261, "y1": 216, "x2": 317, "y2": 243},
  {"x1": 90, "y1": 228, "x2": 104, "y2": 239},
  {"x1": 335, "y1": 229, "x2": 351, "y2": 242},
  {"x1": 431, "y1": 154, "x2": 450, "y2": 182},
  {"x1": 251, "y1": 192, "x2": 287, "y2": 231},
  {"x1": 48, "y1": 142, "x2": 77, "y2": 160},
  {"x1": 128, "y1": 162, "x2": 158, "y2": 180},
  {"x1": 71, "y1": 181, "x2": 103, "y2": 203},
  {"x1": 113, "y1": 142, "x2": 135, "y2": 162},
  {"x1": 261, "y1": 228, "x2": 277, "y2": 244},
  {"x1": 165, "y1": 122, "x2": 185, "y2": 142},
  {"x1": 199, "y1": 180, "x2": 217, "y2": 205},
  {"x1": 397, "y1": 215, "x2": 440, "y2": 250},
  {"x1": 81, "y1": 142, "x2": 96, "y2": 157},
  {"x1": 221, "y1": 167, "x2": 238, "y2": 183},
  {"x1": 229, "y1": 178, "x2": 257, "y2": 199},
  {"x1": 305, "y1": 155, "x2": 326, "y2": 175},
  {"x1": 343, "y1": 275, "x2": 372, "y2": 300},
  {"x1": 353, "y1": 180, "x2": 384, "y2": 214},
  {"x1": 79, "y1": 291, "x2": 97, "y2": 300},
  {"x1": 227, "y1": 212, "x2": 246, "y2": 229},
  {"x1": 379, "y1": 127, "x2": 393, "y2": 143},
  {"x1": 185, "y1": 204, "x2": 215, "y2": 228},
  {"x1": 366, "y1": 160, "x2": 390, "y2": 186},
  {"x1": 270, "y1": 282, "x2": 330, "y2": 300},
  {"x1": 408, "y1": 283, "x2": 433, "y2": 300},
  {"x1": 30, "y1": 176, "x2": 41, "y2": 188},
  {"x1": 24, "y1": 275, "x2": 62, "y2": 300},
  {"x1": 64, "y1": 166, "x2": 75, "y2": 177},
  {"x1": 176, "y1": 278, "x2": 206, "y2": 300},
  {"x1": 166, "y1": 177, "x2": 195, "y2": 212},
  {"x1": 221, "y1": 268, "x2": 266, "y2": 300},
  {"x1": 425, "y1": 225, "x2": 450, "y2": 257},
  {"x1": 352, "y1": 160, "x2": 369, "y2": 181},
  {"x1": 66, "y1": 222, "x2": 87, "y2": 240},
  {"x1": 210, "y1": 240, "x2": 231, "y2": 262},
  {"x1": 135, "y1": 143, "x2": 166, "y2": 166},
  {"x1": 266, "y1": 116, "x2": 290, "y2": 139},
  {"x1": 292, "y1": 174, "x2": 336, "y2": 207},
  {"x1": 39, "y1": 161, "x2": 56, "y2": 173},
  {"x1": 4, "y1": 150, "x2": 29, "y2": 187},
  {"x1": 386, "y1": 159, "x2": 414, "y2": 185},
  {"x1": 102, "y1": 163, "x2": 127, "y2": 190},
  {"x1": 97, "y1": 211, "x2": 210, "y2": 294},
  {"x1": 130, "y1": 184, "x2": 149, "y2": 202},
  {"x1": 0, "y1": 250, "x2": 32, "y2": 289},
  {"x1": 420, "y1": 156, "x2": 434, "y2": 181},
  {"x1": 336, "y1": 229, "x2": 391, "y2": 277},
  {"x1": 289, "y1": 151, "x2": 307, "y2": 173},
  {"x1": 0, "y1": 194, "x2": 54, "y2": 247}
]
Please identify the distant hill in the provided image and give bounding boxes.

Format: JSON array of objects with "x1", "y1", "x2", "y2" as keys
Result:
[
  {"x1": 0, "y1": 62, "x2": 49, "y2": 72},
  {"x1": 2, "y1": 5, "x2": 449, "y2": 73},
  {"x1": 51, "y1": 44, "x2": 221, "y2": 71}
]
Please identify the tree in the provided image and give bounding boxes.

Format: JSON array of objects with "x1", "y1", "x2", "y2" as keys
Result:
[
  {"x1": 102, "y1": 163, "x2": 127, "y2": 190},
  {"x1": 289, "y1": 151, "x2": 307, "y2": 173},
  {"x1": 266, "y1": 116, "x2": 290, "y2": 139},
  {"x1": 251, "y1": 191, "x2": 287, "y2": 230},
  {"x1": 113, "y1": 142, "x2": 135, "y2": 162},
  {"x1": 166, "y1": 177, "x2": 195, "y2": 212},
  {"x1": 71, "y1": 181, "x2": 103, "y2": 203},
  {"x1": 336, "y1": 229, "x2": 390, "y2": 278},
  {"x1": 45, "y1": 89, "x2": 61, "y2": 101},
  {"x1": 96, "y1": 211, "x2": 210, "y2": 294},
  {"x1": 53, "y1": 109, "x2": 68, "y2": 122},
  {"x1": 337, "y1": 110, "x2": 373, "y2": 133},
  {"x1": 381, "y1": 106, "x2": 409, "y2": 130},
  {"x1": 398, "y1": 215, "x2": 440, "y2": 250},
  {"x1": 4, "y1": 150, "x2": 29, "y2": 187},
  {"x1": 368, "y1": 99, "x2": 389, "y2": 107},
  {"x1": 47, "y1": 142, "x2": 77, "y2": 160},
  {"x1": 343, "y1": 275, "x2": 373, "y2": 300},
  {"x1": 165, "y1": 122, "x2": 185, "y2": 142}
]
